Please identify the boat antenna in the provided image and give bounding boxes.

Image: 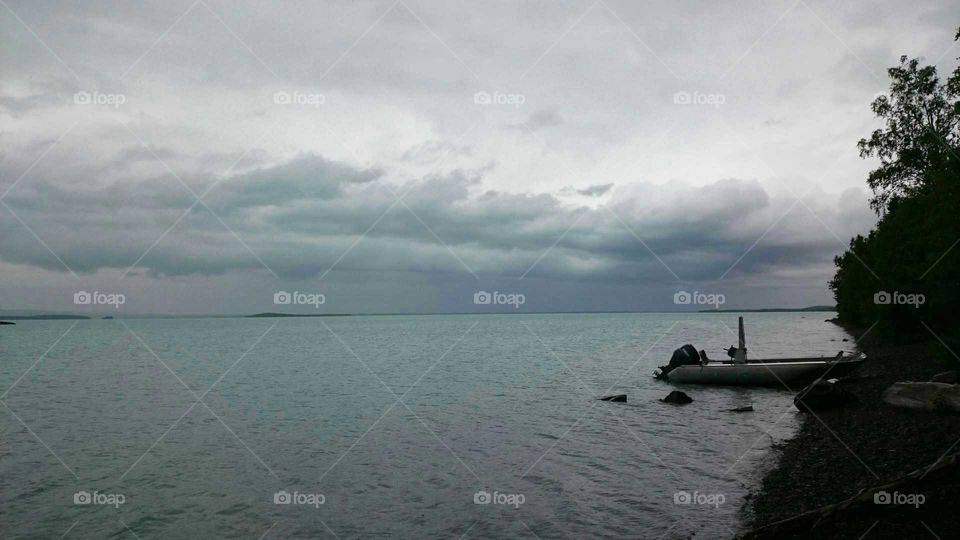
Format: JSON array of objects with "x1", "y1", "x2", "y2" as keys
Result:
[{"x1": 734, "y1": 316, "x2": 747, "y2": 363}]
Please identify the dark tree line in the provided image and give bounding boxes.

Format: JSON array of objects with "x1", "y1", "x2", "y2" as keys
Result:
[{"x1": 830, "y1": 27, "x2": 960, "y2": 341}]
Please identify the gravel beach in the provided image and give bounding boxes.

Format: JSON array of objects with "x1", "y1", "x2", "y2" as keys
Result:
[{"x1": 743, "y1": 321, "x2": 960, "y2": 538}]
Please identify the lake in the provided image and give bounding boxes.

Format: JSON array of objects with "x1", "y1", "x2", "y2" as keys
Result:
[{"x1": 0, "y1": 313, "x2": 853, "y2": 538}]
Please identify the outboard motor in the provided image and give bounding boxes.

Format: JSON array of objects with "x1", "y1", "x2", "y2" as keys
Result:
[
  {"x1": 655, "y1": 344, "x2": 704, "y2": 379},
  {"x1": 666, "y1": 344, "x2": 700, "y2": 371}
]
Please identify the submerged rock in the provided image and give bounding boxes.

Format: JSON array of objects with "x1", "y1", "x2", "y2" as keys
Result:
[
  {"x1": 599, "y1": 394, "x2": 626, "y2": 402},
  {"x1": 794, "y1": 380, "x2": 858, "y2": 412},
  {"x1": 662, "y1": 391, "x2": 693, "y2": 404}
]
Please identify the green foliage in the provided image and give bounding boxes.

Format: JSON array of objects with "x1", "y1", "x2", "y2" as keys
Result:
[
  {"x1": 857, "y1": 55, "x2": 960, "y2": 213},
  {"x1": 832, "y1": 27, "x2": 960, "y2": 341}
]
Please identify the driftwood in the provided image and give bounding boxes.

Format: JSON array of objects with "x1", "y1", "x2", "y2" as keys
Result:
[
  {"x1": 882, "y1": 382, "x2": 960, "y2": 413},
  {"x1": 931, "y1": 371, "x2": 959, "y2": 384},
  {"x1": 738, "y1": 452, "x2": 960, "y2": 539}
]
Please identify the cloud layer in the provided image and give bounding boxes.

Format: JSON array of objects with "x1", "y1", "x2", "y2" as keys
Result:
[{"x1": 3, "y1": 0, "x2": 946, "y2": 313}]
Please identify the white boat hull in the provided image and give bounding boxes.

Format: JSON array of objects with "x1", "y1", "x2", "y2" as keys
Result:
[{"x1": 660, "y1": 356, "x2": 866, "y2": 388}]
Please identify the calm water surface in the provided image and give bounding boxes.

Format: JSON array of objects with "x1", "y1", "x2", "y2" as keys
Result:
[{"x1": 0, "y1": 313, "x2": 853, "y2": 539}]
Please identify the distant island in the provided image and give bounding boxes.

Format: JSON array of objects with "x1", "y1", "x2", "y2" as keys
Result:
[
  {"x1": 0, "y1": 314, "x2": 91, "y2": 320},
  {"x1": 698, "y1": 305, "x2": 836, "y2": 313},
  {"x1": 246, "y1": 312, "x2": 353, "y2": 318}
]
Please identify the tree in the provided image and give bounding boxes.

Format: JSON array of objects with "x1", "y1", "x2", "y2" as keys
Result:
[
  {"x1": 857, "y1": 30, "x2": 960, "y2": 213},
  {"x1": 832, "y1": 26, "x2": 960, "y2": 339}
]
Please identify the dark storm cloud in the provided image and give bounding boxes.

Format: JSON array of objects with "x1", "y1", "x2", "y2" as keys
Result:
[
  {"x1": 578, "y1": 183, "x2": 613, "y2": 196},
  {"x1": 0, "y1": 152, "x2": 872, "y2": 284}
]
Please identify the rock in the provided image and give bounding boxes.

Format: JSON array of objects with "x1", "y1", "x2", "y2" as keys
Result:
[
  {"x1": 794, "y1": 380, "x2": 858, "y2": 412},
  {"x1": 729, "y1": 405, "x2": 754, "y2": 412},
  {"x1": 662, "y1": 391, "x2": 693, "y2": 404},
  {"x1": 599, "y1": 394, "x2": 626, "y2": 402},
  {"x1": 931, "y1": 371, "x2": 959, "y2": 384},
  {"x1": 882, "y1": 382, "x2": 960, "y2": 413}
]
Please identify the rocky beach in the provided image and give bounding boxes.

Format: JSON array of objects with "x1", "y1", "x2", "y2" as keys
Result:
[{"x1": 743, "y1": 321, "x2": 960, "y2": 538}]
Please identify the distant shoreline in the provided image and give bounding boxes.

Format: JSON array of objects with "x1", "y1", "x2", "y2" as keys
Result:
[
  {"x1": 0, "y1": 314, "x2": 92, "y2": 320},
  {"x1": 698, "y1": 306, "x2": 835, "y2": 313},
  {"x1": 246, "y1": 312, "x2": 352, "y2": 318},
  {"x1": 1, "y1": 306, "x2": 836, "y2": 320}
]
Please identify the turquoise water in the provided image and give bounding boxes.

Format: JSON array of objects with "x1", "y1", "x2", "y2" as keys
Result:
[{"x1": 0, "y1": 313, "x2": 852, "y2": 539}]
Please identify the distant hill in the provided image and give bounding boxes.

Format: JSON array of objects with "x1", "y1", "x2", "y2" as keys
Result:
[
  {"x1": 698, "y1": 305, "x2": 836, "y2": 313},
  {"x1": 246, "y1": 312, "x2": 352, "y2": 318},
  {"x1": 0, "y1": 314, "x2": 91, "y2": 320}
]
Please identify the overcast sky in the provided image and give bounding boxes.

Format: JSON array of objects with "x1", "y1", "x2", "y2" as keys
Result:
[{"x1": 1, "y1": 0, "x2": 957, "y2": 315}]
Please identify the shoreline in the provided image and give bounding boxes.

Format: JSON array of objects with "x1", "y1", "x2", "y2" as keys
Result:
[{"x1": 742, "y1": 320, "x2": 960, "y2": 538}]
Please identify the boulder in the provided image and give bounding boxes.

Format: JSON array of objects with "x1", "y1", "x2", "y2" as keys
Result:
[
  {"x1": 931, "y1": 371, "x2": 959, "y2": 384},
  {"x1": 794, "y1": 380, "x2": 857, "y2": 412},
  {"x1": 662, "y1": 391, "x2": 693, "y2": 404},
  {"x1": 882, "y1": 382, "x2": 960, "y2": 413},
  {"x1": 599, "y1": 394, "x2": 626, "y2": 402}
]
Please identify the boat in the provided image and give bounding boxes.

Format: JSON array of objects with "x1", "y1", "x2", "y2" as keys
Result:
[{"x1": 653, "y1": 316, "x2": 866, "y2": 388}]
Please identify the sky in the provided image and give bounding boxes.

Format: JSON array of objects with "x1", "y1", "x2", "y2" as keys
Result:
[{"x1": 1, "y1": 0, "x2": 957, "y2": 315}]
